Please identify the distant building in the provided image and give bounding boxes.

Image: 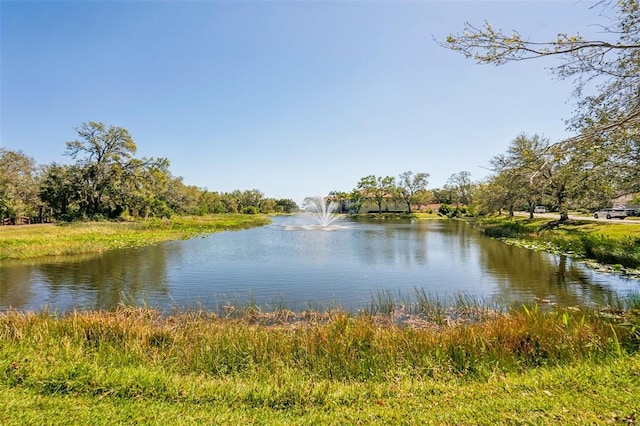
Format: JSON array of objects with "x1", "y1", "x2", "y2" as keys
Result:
[{"x1": 612, "y1": 194, "x2": 639, "y2": 216}]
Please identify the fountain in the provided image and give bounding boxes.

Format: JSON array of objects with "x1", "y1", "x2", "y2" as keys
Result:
[{"x1": 303, "y1": 196, "x2": 340, "y2": 227}]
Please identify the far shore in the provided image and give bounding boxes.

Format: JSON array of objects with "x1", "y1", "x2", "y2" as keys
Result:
[
  {"x1": 0, "y1": 214, "x2": 271, "y2": 261},
  {"x1": 3, "y1": 212, "x2": 639, "y2": 271}
]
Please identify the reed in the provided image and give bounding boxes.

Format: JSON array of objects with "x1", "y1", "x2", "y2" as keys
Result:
[
  {"x1": 1, "y1": 298, "x2": 638, "y2": 390},
  {"x1": 1, "y1": 300, "x2": 639, "y2": 424}
]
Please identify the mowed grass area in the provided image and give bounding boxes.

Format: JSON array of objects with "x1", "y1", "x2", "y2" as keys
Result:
[
  {"x1": 1, "y1": 358, "x2": 638, "y2": 425},
  {"x1": 0, "y1": 214, "x2": 271, "y2": 261},
  {"x1": 0, "y1": 304, "x2": 639, "y2": 424},
  {"x1": 476, "y1": 215, "x2": 640, "y2": 269}
]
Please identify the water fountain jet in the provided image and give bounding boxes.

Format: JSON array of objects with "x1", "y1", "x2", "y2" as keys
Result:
[{"x1": 303, "y1": 196, "x2": 340, "y2": 227}]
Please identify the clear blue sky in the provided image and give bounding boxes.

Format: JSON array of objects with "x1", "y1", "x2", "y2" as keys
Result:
[{"x1": 1, "y1": 0, "x2": 603, "y2": 204}]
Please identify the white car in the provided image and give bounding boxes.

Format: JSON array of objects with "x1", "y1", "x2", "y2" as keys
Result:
[{"x1": 593, "y1": 208, "x2": 627, "y2": 219}]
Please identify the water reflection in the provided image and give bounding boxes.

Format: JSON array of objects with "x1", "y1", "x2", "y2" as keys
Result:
[
  {"x1": 0, "y1": 264, "x2": 35, "y2": 308},
  {"x1": 352, "y1": 221, "x2": 431, "y2": 267},
  {"x1": 0, "y1": 217, "x2": 635, "y2": 313},
  {"x1": 0, "y1": 244, "x2": 174, "y2": 311},
  {"x1": 477, "y1": 236, "x2": 617, "y2": 306}
]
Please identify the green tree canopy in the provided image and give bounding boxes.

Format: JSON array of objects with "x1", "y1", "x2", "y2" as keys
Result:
[
  {"x1": 0, "y1": 147, "x2": 40, "y2": 220},
  {"x1": 397, "y1": 171, "x2": 429, "y2": 212},
  {"x1": 357, "y1": 175, "x2": 396, "y2": 214},
  {"x1": 65, "y1": 122, "x2": 170, "y2": 218},
  {"x1": 446, "y1": 171, "x2": 474, "y2": 207}
]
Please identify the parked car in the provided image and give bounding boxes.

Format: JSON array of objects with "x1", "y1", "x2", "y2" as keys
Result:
[
  {"x1": 625, "y1": 208, "x2": 639, "y2": 217},
  {"x1": 534, "y1": 206, "x2": 546, "y2": 213},
  {"x1": 593, "y1": 208, "x2": 627, "y2": 219}
]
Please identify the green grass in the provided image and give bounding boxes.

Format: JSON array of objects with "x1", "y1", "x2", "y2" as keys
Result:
[
  {"x1": 2, "y1": 214, "x2": 640, "y2": 423},
  {"x1": 414, "y1": 211, "x2": 444, "y2": 220},
  {"x1": 1, "y1": 357, "x2": 638, "y2": 425},
  {"x1": 0, "y1": 302, "x2": 639, "y2": 424},
  {"x1": 0, "y1": 214, "x2": 271, "y2": 260},
  {"x1": 475, "y1": 215, "x2": 640, "y2": 269}
]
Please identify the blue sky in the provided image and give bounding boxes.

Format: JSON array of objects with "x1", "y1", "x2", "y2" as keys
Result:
[{"x1": 1, "y1": 1, "x2": 603, "y2": 204}]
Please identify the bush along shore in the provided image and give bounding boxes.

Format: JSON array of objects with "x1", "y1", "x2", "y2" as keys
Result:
[
  {"x1": 0, "y1": 298, "x2": 640, "y2": 424},
  {"x1": 0, "y1": 214, "x2": 271, "y2": 261},
  {"x1": 473, "y1": 215, "x2": 640, "y2": 278}
]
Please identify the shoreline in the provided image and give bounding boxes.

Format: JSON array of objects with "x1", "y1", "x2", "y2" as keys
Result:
[
  {"x1": 0, "y1": 214, "x2": 271, "y2": 261},
  {"x1": 0, "y1": 304, "x2": 638, "y2": 424},
  {"x1": 469, "y1": 214, "x2": 640, "y2": 274}
]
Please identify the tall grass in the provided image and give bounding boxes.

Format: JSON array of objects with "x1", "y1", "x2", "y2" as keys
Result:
[
  {"x1": 1, "y1": 297, "x2": 638, "y2": 401},
  {"x1": 581, "y1": 234, "x2": 640, "y2": 268},
  {"x1": 480, "y1": 218, "x2": 536, "y2": 239}
]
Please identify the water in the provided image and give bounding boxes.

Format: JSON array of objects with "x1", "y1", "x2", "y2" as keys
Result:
[
  {"x1": 0, "y1": 216, "x2": 637, "y2": 313},
  {"x1": 303, "y1": 195, "x2": 340, "y2": 227}
]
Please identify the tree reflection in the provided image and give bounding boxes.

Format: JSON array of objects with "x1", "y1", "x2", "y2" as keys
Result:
[
  {"x1": 353, "y1": 221, "x2": 430, "y2": 267},
  {"x1": 0, "y1": 264, "x2": 35, "y2": 309},
  {"x1": 477, "y1": 236, "x2": 618, "y2": 306},
  {"x1": 13, "y1": 244, "x2": 175, "y2": 311}
]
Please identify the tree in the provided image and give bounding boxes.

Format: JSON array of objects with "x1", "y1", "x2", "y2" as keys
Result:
[
  {"x1": 239, "y1": 189, "x2": 264, "y2": 213},
  {"x1": 430, "y1": 187, "x2": 453, "y2": 204},
  {"x1": 412, "y1": 188, "x2": 432, "y2": 207},
  {"x1": 542, "y1": 141, "x2": 616, "y2": 220},
  {"x1": 220, "y1": 192, "x2": 240, "y2": 213},
  {"x1": 259, "y1": 198, "x2": 277, "y2": 214},
  {"x1": 120, "y1": 158, "x2": 172, "y2": 218},
  {"x1": 162, "y1": 177, "x2": 201, "y2": 215},
  {"x1": 275, "y1": 198, "x2": 299, "y2": 213},
  {"x1": 480, "y1": 134, "x2": 612, "y2": 221},
  {"x1": 441, "y1": 0, "x2": 640, "y2": 142},
  {"x1": 397, "y1": 171, "x2": 430, "y2": 212},
  {"x1": 39, "y1": 164, "x2": 83, "y2": 219},
  {"x1": 0, "y1": 147, "x2": 40, "y2": 220},
  {"x1": 595, "y1": 130, "x2": 640, "y2": 195},
  {"x1": 65, "y1": 122, "x2": 137, "y2": 216},
  {"x1": 65, "y1": 122, "x2": 170, "y2": 218},
  {"x1": 490, "y1": 134, "x2": 550, "y2": 219},
  {"x1": 196, "y1": 190, "x2": 226, "y2": 215},
  {"x1": 357, "y1": 175, "x2": 396, "y2": 213},
  {"x1": 473, "y1": 177, "x2": 514, "y2": 216},
  {"x1": 348, "y1": 189, "x2": 365, "y2": 213},
  {"x1": 489, "y1": 133, "x2": 613, "y2": 221},
  {"x1": 446, "y1": 171, "x2": 474, "y2": 207}
]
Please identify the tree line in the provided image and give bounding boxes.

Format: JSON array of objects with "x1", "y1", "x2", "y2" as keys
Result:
[
  {"x1": 443, "y1": 0, "x2": 640, "y2": 221},
  {"x1": 322, "y1": 170, "x2": 475, "y2": 214},
  {"x1": 318, "y1": 3, "x2": 640, "y2": 219},
  {"x1": 6, "y1": 3, "x2": 639, "y2": 223},
  {"x1": 0, "y1": 122, "x2": 299, "y2": 222},
  {"x1": 474, "y1": 131, "x2": 639, "y2": 221}
]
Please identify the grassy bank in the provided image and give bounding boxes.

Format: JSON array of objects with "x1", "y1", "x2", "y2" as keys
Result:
[
  {"x1": 0, "y1": 304, "x2": 638, "y2": 424},
  {"x1": 0, "y1": 214, "x2": 271, "y2": 261},
  {"x1": 475, "y1": 215, "x2": 640, "y2": 270}
]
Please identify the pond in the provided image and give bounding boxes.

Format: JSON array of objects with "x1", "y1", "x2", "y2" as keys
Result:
[{"x1": 0, "y1": 215, "x2": 637, "y2": 313}]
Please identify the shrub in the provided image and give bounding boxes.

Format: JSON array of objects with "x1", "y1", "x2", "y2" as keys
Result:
[
  {"x1": 242, "y1": 206, "x2": 259, "y2": 215},
  {"x1": 438, "y1": 204, "x2": 452, "y2": 216}
]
